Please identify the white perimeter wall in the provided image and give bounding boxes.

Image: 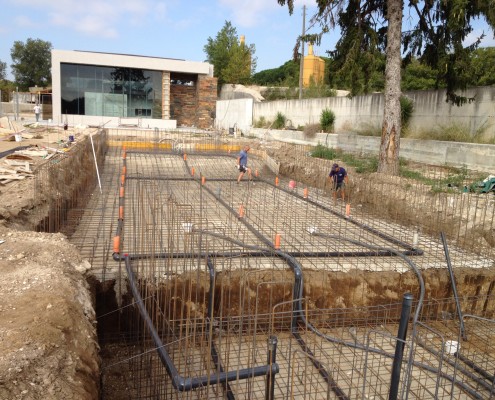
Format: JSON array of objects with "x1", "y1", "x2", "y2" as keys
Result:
[
  {"x1": 216, "y1": 86, "x2": 495, "y2": 138},
  {"x1": 215, "y1": 98, "x2": 253, "y2": 134},
  {"x1": 249, "y1": 129, "x2": 495, "y2": 173}
]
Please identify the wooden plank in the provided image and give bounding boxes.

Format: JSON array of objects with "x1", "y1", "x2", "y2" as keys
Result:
[
  {"x1": 0, "y1": 167, "x2": 18, "y2": 174},
  {"x1": 4, "y1": 160, "x2": 33, "y2": 167},
  {"x1": 0, "y1": 174, "x2": 25, "y2": 180},
  {"x1": 14, "y1": 150, "x2": 49, "y2": 157}
]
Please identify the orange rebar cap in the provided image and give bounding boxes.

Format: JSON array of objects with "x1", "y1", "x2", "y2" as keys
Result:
[{"x1": 113, "y1": 236, "x2": 120, "y2": 253}]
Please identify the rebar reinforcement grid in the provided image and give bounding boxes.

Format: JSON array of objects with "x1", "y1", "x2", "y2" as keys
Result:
[{"x1": 37, "y1": 128, "x2": 495, "y2": 399}]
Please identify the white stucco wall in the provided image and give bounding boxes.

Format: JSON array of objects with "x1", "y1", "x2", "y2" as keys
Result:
[
  {"x1": 217, "y1": 86, "x2": 495, "y2": 139},
  {"x1": 215, "y1": 98, "x2": 253, "y2": 135}
]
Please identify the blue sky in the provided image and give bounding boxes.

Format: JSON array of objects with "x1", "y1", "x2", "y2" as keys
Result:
[{"x1": 1, "y1": 0, "x2": 494, "y2": 81}]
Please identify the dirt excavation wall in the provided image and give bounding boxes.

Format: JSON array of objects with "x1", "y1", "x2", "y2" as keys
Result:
[
  {"x1": 140, "y1": 267, "x2": 495, "y2": 327},
  {"x1": 0, "y1": 228, "x2": 99, "y2": 399}
]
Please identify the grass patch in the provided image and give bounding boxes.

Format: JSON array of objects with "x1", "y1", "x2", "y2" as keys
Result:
[
  {"x1": 310, "y1": 145, "x2": 485, "y2": 192},
  {"x1": 310, "y1": 144, "x2": 378, "y2": 173},
  {"x1": 405, "y1": 122, "x2": 495, "y2": 144}
]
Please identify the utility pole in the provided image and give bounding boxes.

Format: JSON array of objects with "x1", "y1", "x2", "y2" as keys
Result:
[{"x1": 298, "y1": 5, "x2": 306, "y2": 100}]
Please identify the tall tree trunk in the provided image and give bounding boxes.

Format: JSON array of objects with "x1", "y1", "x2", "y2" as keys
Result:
[{"x1": 378, "y1": 0, "x2": 403, "y2": 175}]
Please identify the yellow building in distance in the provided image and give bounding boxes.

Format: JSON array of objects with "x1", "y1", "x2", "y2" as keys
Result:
[{"x1": 303, "y1": 44, "x2": 325, "y2": 87}]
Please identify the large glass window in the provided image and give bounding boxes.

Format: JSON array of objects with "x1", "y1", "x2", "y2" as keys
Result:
[{"x1": 60, "y1": 63, "x2": 162, "y2": 119}]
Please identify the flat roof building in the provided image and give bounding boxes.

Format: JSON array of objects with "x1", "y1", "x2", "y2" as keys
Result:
[{"x1": 51, "y1": 50, "x2": 217, "y2": 129}]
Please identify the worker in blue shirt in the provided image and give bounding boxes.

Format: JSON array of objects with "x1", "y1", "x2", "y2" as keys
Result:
[
  {"x1": 329, "y1": 163, "x2": 348, "y2": 201},
  {"x1": 236, "y1": 145, "x2": 252, "y2": 183}
]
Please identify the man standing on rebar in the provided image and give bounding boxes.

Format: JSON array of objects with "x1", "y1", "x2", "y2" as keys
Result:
[
  {"x1": 329, "y1": 163, "x2": 348, "y2": 201},
  {"x1": 33, "y1": 103, "x2": 41, "y2": 122},
  {"x1": 236, "y1": 145, "x2": 252, "y2": 184}
]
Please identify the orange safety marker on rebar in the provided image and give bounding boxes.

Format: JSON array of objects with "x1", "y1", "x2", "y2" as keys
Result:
[
  {"x1": 113, "y1": 236, "x2": 120, "y2": 253},
  {"x1": 183, "y1": 153, "x2": 187, "y2": 161},
  {"x1": 255, "y1": 169, "x2": 259, "y2": 177},
  {"x1": 119, "y1": 187, "x2": 125, "y2": 198},
  {"x1": 121, "y1": 174, "x2": 125, "y2": 185},
  {"x1": 345, "y1": 203, "x2": 351, "y2": 218},
  {"x1": 238, "y1": 204, "x2": 245, "y2": 218},
  {"x1": 274, "y1": 234, "x2": 281, "y2": 249},
  {"x1": 201, "y1": 176, "x2": 206, "y2": 185},
  {"x1": 275, "y1": 176, "x2": 279, "y2": 186},
  {"x1": 119, "y1": 206, "x2": 124, "y2": 219},
  {"x1": 191, "y1": 167, "x2": 195, "y2": 176},
  {"x1": 303, "y1": 187, "x2": 308, "y2": 199},
  {"x1": 122, "y1": 166, "x2": 126, "y2": 175}
]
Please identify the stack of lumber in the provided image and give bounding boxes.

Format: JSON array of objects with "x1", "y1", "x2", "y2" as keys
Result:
[{"x1": 0, "y1": 159, "x2": 33, "y2": 185}]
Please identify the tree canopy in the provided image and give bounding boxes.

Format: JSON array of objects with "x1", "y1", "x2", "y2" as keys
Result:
[
  {"x1": 0, "y1": 60, "x2": 6, "y2": 81},
  {"x1": 277, "y1": 0, "x2": 495, "y2": 175},
  {"x1": 204, "y1": 21, "x2": 256, "y2": 86},
  {"x1": 10, "y1": 38, "x2": 52, "y2": 90}
]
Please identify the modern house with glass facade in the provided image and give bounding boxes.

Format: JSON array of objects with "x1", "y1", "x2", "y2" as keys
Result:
[{"x1": 51, "y1": 50, "x2": 217, "y2": 129}]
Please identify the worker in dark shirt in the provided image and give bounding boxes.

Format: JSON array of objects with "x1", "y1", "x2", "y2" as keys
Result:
[{"x1": 329, "y1": 163, "x2": 348, "y2": 201}]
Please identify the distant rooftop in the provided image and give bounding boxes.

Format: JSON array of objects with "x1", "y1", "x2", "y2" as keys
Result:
[{"x1": 74, "y1": 50, "x2": 185, "y2": 62}]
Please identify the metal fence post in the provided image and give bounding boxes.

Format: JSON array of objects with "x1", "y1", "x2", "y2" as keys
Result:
[{"x1": 389, "y1": 293, "x2": 413, "y2": 400}]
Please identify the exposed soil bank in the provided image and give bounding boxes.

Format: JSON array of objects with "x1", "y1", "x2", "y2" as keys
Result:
[
  {"x1": 0, "y1": 227, "x2": 99, "y2": 400},
  {"x1": 137, "y1": 266, "x2": 495, "y2": 325}
]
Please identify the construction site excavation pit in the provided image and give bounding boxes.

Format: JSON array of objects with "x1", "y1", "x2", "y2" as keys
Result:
[{"x1": 6, "y1": 128, "x2": 495, "y2": 399}]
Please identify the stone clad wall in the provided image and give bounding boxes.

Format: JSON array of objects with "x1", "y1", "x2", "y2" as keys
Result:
[
  {"x1": 170, "y1": 76, "x2": 217, "y2": 129},
  {"x1": 196, "y1": 76, "x2": 217, "y2": 129},
  {"x1": 170, "y1": 84, "x2": 196, "y2": 127}
]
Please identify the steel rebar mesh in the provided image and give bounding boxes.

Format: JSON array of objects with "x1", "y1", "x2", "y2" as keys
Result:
[{"x1": 54, "y1": 130, "x2": 495, "y2": 399}]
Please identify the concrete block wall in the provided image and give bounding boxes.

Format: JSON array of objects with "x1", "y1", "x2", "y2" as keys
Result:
[
  {"x1": 249, "y1": 129, "x2": 495, "y2": 173},
  {"x1": 215, "y1": 98, "x2": 253, "y2": 134},
  {"x1": 217, "y1": 86, "x2": 495, "y2": 139}
]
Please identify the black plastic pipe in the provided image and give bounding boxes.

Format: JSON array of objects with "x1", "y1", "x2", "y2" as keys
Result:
[
  {"x1": 206, "y1": 258, "x2": 235, "y2": 400},
  {"x1": 292, "y1": 331, "x2": 349, "y2": 400},
  {"x1": 265, "y1": 336, "x2": 278, "y2": 400},
  {"x1": 415, "y1": 339, "x2": 494, "y2": 396},
  {"x1": 456, "y1": 351, "x2": 495, "y2": 384},
  {"x1": 440, "y1": 232, "x2": 466, "y2": 341},
  {"x1": 124, "y1": 255, "x2": 279, "y2": 392},
  {"x1": 113, "y1": 248, "x2": 422, "y2": 262},
  {"x1": 389, "y1": 293, "x2": 413, "y2": 400}
]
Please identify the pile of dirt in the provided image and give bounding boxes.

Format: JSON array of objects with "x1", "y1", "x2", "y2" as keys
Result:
[
  {"x1": 0, "y1": 226, "x2": 99, "y2": 399},
  {"x1": 0, "y1": 128, "x2": 100, "y2": 399}
]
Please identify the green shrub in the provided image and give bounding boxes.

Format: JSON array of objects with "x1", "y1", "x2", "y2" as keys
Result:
[
  {"x1": 400, "y1": 96, "x2": 414, "y2": 128},
  {"x1": 310, "y1": 144, "x2": 338, "y2": 159},
  {"x1": 254, "y1": 116, "x2": 267, "y2": 128},
  {"x1": 320, "y1": 108, "x2": 336, "y2": 133},
  {"x1": 273, "y1": 112, "x2": 286, "y2": 129}
]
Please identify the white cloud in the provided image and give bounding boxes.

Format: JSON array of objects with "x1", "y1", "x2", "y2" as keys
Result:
[
  {"x1": 14, "y1": 15, "x2": 37, "y2": 28},
  {"x1": 218, "y1": 0, "x2": 318, "y2": 27},
  {"x1": 12, "y1": 0, "x2": 166, "y2": 38},
  {"x1": 218, "y1": 0, "x2": 280, "y2": 27}
]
